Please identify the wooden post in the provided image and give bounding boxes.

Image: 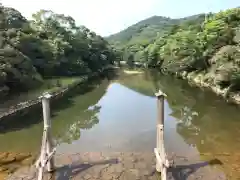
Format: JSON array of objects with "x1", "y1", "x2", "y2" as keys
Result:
[
  {"x1": 154, "y1": 90, "x2": 169, "y2": 180},
  {"x1": 36, "y1": 93, "x2": 56, "y2": 180},
  {"x1": 41, "y1": 93, "x2": 54, "y2": 172}
]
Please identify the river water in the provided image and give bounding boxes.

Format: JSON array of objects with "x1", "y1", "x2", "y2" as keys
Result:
[{"x1": 0, "y1": 70, "x2": 240, "y2": 178}]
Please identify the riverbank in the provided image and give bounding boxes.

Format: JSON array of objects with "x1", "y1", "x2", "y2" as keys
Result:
[
  {"x1": 0, "y1": 77, "x2": 86, "y2": 121},
  {"x1": 173, "y1": 71, "x2": 240, "y2": 105},
  {"x1": 117, "y1": 67, "x2": 240, "y2": 105},
  {"x1": 0, "y1": 66, "x2": 116, "y2": 121}
]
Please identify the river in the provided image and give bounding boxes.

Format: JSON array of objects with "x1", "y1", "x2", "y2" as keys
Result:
[{"x1": 0, "y1": 69, "x2": 240, "y2": 179}]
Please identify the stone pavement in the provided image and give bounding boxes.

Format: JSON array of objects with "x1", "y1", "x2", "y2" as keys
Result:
[{"x1": 5, "y1": 152, "x2": 226, "y2": 180}]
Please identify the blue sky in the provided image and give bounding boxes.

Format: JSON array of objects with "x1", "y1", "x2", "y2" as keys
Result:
[{"x1": 1, "y1": 0, "x2": 239, "y2": 36}]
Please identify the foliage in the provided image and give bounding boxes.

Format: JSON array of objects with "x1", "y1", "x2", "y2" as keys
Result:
[
  {"x1": 109, "y1": 7, "x2": 240, "y2": 92},
  {"x1": 0, "y1": 4, "x2": 117, "y2": 95}
]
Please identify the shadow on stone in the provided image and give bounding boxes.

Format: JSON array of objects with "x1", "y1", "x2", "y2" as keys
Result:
[
  {"x1": 54, "y1": 158, "x2": 119, "y2": 180},
  {"x1": 168, "y1": 158, "x2": 223, "y2": 180}
]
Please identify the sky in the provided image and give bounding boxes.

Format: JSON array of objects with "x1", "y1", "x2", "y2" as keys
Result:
[{"x1": 1, "y1": 0, "x2": 240, "y2": 36}]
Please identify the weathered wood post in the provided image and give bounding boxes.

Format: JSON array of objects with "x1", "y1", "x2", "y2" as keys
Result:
[
  {"x1": 154, "y1": 90, "x2": 169, "y2": 180},
  {"x1": 42, "y1": 93, "x2": 54, "y2": 172},
  {"x1": 36, "y1": 93, "x2": 56, "y2": 180}
]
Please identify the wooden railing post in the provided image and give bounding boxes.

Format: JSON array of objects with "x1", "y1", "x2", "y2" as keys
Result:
[
  {"x1": 154, "y1": 90, "x2": 169, "y2": 180},
  {"x1": 42, "y1": 93, "x2": 54, "y2": 172},
  {"x1": 36, "y1": 93, "x2": 56, "y2": 180}
]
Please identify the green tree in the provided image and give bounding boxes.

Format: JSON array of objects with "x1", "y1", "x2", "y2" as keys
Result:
[{"x1": 0, "y1": 5, "x2": 116, "y2": 96}]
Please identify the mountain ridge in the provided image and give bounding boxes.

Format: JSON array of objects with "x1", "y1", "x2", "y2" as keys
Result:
[{"x1": 106, "y1": 14, "x2": 206, "y2": 49}]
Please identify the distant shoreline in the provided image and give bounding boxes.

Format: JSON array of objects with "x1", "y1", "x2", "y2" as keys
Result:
[{"x1": 123, "y1": 69, "x2": 143, "y2": 75}]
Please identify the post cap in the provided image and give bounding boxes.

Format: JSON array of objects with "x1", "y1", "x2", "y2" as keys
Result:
[
  {"x1": 39, "y1": 92, "x2": 52, "y2": 99},
  {"x1": 155, "y1": 90, "x2": 167, "y2": 97}
]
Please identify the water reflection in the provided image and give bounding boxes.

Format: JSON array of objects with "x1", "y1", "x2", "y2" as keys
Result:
[
  {"x1": 120, "y1": 70, "x2": 240, "y2": 178},
  {"x1": 0, "y1": 79, "x2": 108, "y2": 152},
  {"x1": 1, "y1": 70, "x2": 240, "y2": 178},
  {"x1": 55, "y1": 105, "x2": 101, "y2": 145}
]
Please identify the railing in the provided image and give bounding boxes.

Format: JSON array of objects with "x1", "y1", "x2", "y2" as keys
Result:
[{"x1": 35, "y1": 90, "x2": 171, "y2": 180}]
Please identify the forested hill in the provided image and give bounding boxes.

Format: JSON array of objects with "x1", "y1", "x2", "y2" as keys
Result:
[
  {"x1": 107, "y1": 7, "x2": 240, "y2": 95},
  {"x1": 106, "y1": 16, "x2": 175, "y2": 46},
  {"x1": 106, "y1": 14, "x2": 206, "y2": 49},
  {"x1": 0, "y1": 4, "x2": 117, "y2": 96}
]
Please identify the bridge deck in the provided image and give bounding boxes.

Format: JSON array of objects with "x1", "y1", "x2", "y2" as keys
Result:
[{"x1": 6, "y1": 152, "x2": 225, "y2": 180}]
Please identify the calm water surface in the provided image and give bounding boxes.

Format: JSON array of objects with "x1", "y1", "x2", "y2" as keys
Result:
[{"x1": 1, "y1": 70, "x2": 240, "y2": 178}]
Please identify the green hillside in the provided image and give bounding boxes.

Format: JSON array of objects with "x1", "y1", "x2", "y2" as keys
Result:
[
  {"x1": 106, "y1": 14, "x2": 206, "y2": 50},
  {"x1": 107, "y1": 7, "x2": 240, "y2": 97},
  {"x1": 107, "y1": 16, "x2": 175, "y2": 47}
]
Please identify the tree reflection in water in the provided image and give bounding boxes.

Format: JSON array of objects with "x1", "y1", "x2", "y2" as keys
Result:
[
  {"x1": 55, "y1": 105, "x2": 101, "y2": 145},
  {"x1": 118, "y1": 70, "x2": 240, "y2": 178}
]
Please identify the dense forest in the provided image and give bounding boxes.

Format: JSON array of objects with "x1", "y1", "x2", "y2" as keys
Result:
[
  {"x1": 0, "y1": 4, "x2": 117, "y2": 96},
  {"x1": 107, "y1": 7, "x2": 240, "y2": 95}
]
